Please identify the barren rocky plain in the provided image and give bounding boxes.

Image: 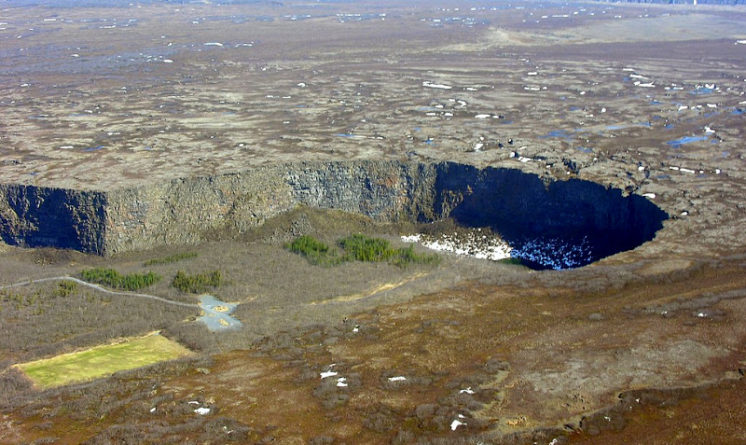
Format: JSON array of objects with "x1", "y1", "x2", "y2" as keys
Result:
[{"x1": 1, "y1": 0, "x2": 746, "y2": 443}]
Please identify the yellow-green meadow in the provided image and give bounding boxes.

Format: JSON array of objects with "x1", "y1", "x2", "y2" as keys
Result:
[{"x1": 16, "y1": 334, "x2": 191, "y2": 389}]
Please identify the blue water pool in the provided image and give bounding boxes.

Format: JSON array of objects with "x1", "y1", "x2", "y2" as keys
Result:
[
  {"x1": 198, "y1": 295, "x2": 242, "y2": 332},
  {"x1": 666, "y1": 136, "x2": 708, "y2": 148}
]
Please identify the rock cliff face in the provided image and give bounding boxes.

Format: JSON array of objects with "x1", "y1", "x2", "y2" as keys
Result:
[
  {"x1": 104, "y1": 166, "x2": 296, "y2": 253},
  {"x1": 287, "y1": 161, "x2": 438, "y2": 222},
  {"x1": 0, "y1": 184, "x2": 107, "y2": 253},
  {"x1": 0, "y1": 161, "x2": 668, "y2": 265},
  {"x1": 103, "y1": 160, "x2": 437, "y2": 254}
]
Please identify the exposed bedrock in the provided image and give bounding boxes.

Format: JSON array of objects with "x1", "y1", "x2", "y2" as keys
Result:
[
  {"x1": 0, "y1": 184, "x2": 107, "y2": 253},
  {"x1": 0, "y1": 160, "x2": 668, "y2": 268}
]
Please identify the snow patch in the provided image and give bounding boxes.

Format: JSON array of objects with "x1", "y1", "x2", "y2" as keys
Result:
[
  {"x1": 320, "y1": 370, "x2": 338, "y2": 379},
  {"x1": 402, "y1": 231, "x2": 512, "y2": 261},
  {"x1": 423, "y1": 81, "x2": 452, "y2": 90}
]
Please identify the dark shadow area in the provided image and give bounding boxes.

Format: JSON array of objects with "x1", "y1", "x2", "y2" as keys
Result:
[
  {"x1": 433, "y1": 163, "x2": 668, "y2": 269},
  {"x1": 0, "y1": 185, "x2": 107, "y2": 253}
]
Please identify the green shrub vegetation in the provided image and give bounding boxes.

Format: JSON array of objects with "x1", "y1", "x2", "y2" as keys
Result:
[
  {"x1": 53, "y1": 281, "x2": 78, "y2": 298},
  {"x1": 80, "y1": 268, "x2": 161, "y2": 291},
  {"x1": 338, "y1": 234, "x2": 392, "y2": 262},
  {"x1": 171, "y1": 270, "x2": 222, "y2": 293},
  {"x1": 391, "y1": 243, "x2": 440, "y2": 267},
  {"x1": 286, "y1": 234, "x2": 439, "y2": 267},
  {"x1": 339, "y1": 234, "x2": 439, "y2": 267},
  {"x1": 143, "y1": 252, "x2": 198, "y2": 266},
  {"x1": 285, "y1": 235, "x2": 344, "y2": 266}
]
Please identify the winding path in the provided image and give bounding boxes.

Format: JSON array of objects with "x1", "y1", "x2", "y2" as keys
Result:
[{"x1": 0, "y1": 276, "x2": 199, "y2": 309}]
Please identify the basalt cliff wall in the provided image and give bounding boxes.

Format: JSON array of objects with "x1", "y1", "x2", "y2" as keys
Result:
[
  {"x1": 102, "y1": 160, "x2": 437, "y2": 254},
  {"x1": 0, "y1": 160, "x2": 667, "y2": 258}
]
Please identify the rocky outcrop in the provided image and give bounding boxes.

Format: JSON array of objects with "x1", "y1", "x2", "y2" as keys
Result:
[
  {"x1": 287, "y1": 161, "x2": 438, "y2": 222},
  {"x1": 104, "y1": 166, "x2": 296, "y2": 253},
  {"x1": 102, "y1": 161, "x2": 436, "y2": 254},
  {"x1": 0, "y1": 161, "x2": 668, "y2": 265}
]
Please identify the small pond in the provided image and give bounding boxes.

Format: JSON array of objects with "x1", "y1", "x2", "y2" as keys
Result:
[{"x1": 198, "y1": 295, "x2": 242, "y2": 332}]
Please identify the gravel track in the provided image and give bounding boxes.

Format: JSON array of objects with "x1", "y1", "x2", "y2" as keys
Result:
[{"x1": 0, "y1": 276, "x2": 199, "y2": 309}]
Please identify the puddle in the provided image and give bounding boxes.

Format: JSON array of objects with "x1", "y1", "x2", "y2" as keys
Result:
[
  {"x1": 605, "y1": 124, "x2": 626, "y2": 130},
  {"x1": 540, "y1": 129, "x2": 574, "y2": 140},
  {"x1": 334, "y1": 133, "x2": 365, "y2": 140},
  {"x1": 198, "y1": 295, "x2": 242, "y2": 332},
  {"x1": 690, "y1": 87, "x2": 715, "y2": 95},
  {"x1": 666, "y1": 136, "x2": 708, "y2": 148},
  {"x1": 605, "y1": 122, "x2": 651, "y2": 131}
]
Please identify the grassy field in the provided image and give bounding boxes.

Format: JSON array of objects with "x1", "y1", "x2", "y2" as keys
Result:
[{"x1": 16, "y1": 334, "x2": 191, "y2": 389}]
